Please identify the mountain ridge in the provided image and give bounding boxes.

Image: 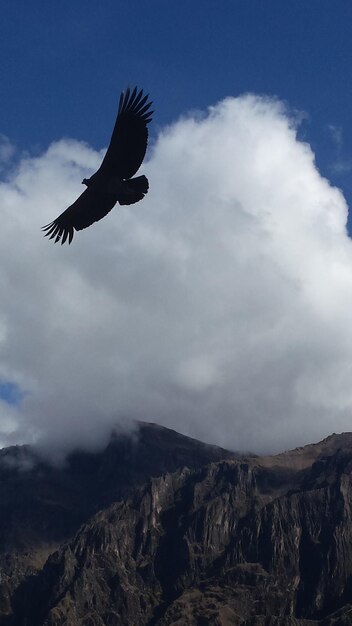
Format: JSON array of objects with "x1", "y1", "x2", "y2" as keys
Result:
[{"x1": 1, "y1": 422, "x2": 352, "y2": 624}]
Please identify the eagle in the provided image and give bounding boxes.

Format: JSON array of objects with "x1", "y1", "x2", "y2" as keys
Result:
[{"x1": 43, "y1": 87, "x2": 153, "y2": 244}]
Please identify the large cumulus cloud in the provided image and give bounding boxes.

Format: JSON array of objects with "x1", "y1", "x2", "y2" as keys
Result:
[{"x1": 1, "y1": 94, "x2": 352, "y2": 457}]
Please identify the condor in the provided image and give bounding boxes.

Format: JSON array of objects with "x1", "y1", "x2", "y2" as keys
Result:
[{"x1": 43, "y1": 87, "x2": 153, "y2": 244}]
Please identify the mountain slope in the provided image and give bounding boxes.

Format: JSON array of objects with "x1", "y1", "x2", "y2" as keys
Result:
[{"x1": 1, "y1": 424, "x2": 352, "y2": 624}]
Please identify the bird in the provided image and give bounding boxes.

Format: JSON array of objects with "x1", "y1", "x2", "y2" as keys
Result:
[{"x1": 42, "y1": 86, "x2": 153, "y2": 244}]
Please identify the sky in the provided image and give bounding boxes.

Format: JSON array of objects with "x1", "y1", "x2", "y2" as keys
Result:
[{"x1": 1, "y1": 1, "x2": 352, "y2": 458}]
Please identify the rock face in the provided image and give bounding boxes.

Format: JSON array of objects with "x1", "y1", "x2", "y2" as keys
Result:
[{"x1": 1, "y1": 425, "x2": 352, "y2": 625}]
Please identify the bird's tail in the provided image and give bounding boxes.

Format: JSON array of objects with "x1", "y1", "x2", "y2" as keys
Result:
[{"x1": 118, "y1": 175, "x2": 149, "y2": 205}]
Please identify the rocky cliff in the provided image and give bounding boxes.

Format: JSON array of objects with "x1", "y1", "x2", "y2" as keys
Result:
[{"x1": 1, "y1": 424, "x2": 352, "y2": 625}]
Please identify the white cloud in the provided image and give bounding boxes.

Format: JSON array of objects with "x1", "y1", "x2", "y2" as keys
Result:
[
  {"x1": 0, "y1": 134, "x2": 15, "y2": 170},
  {"x1": 327, "y1": 124, "x2": 352, "y2": 174},
  {"x1": 1, "y1": 94, "x2": 352, "y2": 457}
]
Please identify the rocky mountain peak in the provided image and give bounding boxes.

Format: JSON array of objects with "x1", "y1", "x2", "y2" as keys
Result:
[{"x1": 1, "y1": 423, "x2": 352, "y2": 624}]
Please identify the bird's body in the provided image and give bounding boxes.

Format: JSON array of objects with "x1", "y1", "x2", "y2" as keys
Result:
[{"x1": 43, "y1": 87, "x2": 153, "y2": 244}]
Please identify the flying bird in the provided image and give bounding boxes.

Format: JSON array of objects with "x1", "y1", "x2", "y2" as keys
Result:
[{"x1": 43, "y1": 87, "x2": 153, "y2": 244}]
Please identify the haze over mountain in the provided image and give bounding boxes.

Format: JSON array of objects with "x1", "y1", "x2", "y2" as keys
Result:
[{"x1": 1, "y1": 422, "x2": 352, "y2": 625}]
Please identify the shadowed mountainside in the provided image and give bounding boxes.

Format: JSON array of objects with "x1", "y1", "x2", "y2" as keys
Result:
[{"x1": 1, "y1": 423, "x2": 352, "y2": 624}]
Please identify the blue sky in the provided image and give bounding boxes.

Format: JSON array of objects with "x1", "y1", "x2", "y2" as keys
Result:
[
  {"x1": 2, "y1": 1, "x2": 352, "y2": 453},
  {"x1": 2, "y1": 1, "x2": 352, "y2": 193}
]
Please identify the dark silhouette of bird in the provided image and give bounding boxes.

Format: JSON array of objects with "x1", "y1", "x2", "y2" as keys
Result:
[{"x1": 43, "y1": 87, "x2": 153, "y2": 244}]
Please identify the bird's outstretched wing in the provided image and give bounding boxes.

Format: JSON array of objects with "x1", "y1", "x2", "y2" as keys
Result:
[
  {"x1": 98, "y1": 86, "x2": 153, "y2": 180},
  {"x1": 42, "y1": 188, "x2": 117, "y2": 244}
]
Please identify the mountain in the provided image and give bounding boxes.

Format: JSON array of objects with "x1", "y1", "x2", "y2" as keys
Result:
[{"x1": 1, "y1": 424, "x2": 352, "y2": 624}]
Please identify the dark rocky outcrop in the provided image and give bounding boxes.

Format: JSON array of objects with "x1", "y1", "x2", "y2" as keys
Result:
[{"x1": 1, "y1": 424, "x2": 352, "y2": 624}]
